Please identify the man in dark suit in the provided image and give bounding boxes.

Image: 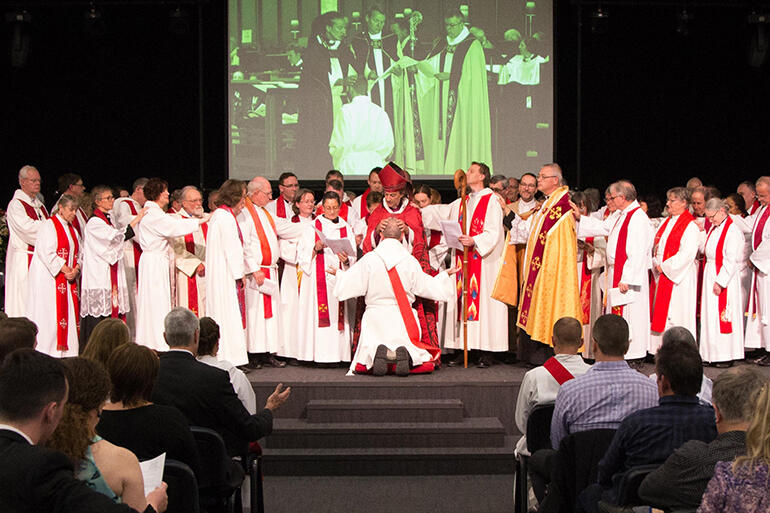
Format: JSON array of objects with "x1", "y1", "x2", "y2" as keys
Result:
[
  {"x1": 151, "y1": 307, "x2": 291, "y2": 457},
  {"x1": 638, "y1": 366, "x2": 767, "y2": 510},
  {"x1": 0, "y1": 348, "x2": 167, "y2": 513}
]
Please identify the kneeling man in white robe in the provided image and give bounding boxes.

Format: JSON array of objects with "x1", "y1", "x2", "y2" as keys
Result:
[{"x1": 333, "y1": 218, "x2": 458, "y2": 376}]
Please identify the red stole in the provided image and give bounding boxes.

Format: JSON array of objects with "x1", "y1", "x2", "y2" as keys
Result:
[
  {"x1": 182, "y1": 221, "x2": 208, "y2": 316},
  {"x1": 18, "y1": 198, "x2": 49, "y2": 266},
  {"x1": 360, "y1": 189, "x2": 371, "y2": 218},
  {"x1": 385, "y1": 265, "x2": 440, "y2": 362},
  {"x1": 218, "y1": 205, "x2": 246, "y2": 328},
  {"x1": 245, "y1": 198, "x2": 277, "y2": 319},
  {"x1": 517, "y1": 191, "x2": 571, "y2": 326},
  {"x1": 651, "y1": 211, "x2": 695, "y2": 332},
  {"x1": 69, "y1": 208, "x2": 85, "y2": 237},
  {"x1": 706, "y1": 216, "x2": 734, "y2": 333},
  {"x1": 611, "y1": 207, "x2": 642, "y2": 316},
  {"x1": 455, "y1": 193, "x2": 492, "y2": 321},
  {"x1": 542, "y1": 357, "x2": 575, "y2": 385},
  {"x1": 93, "y1": 209, "x2": 121, "y2": 318},
  {"x1": 750, "y1": 200, "x2": 760, "y2": 216},
  {"x1": 51, "y1": 216, "x2": 80, "y2": 351},
  {"x1": 428, "y1": 230, "x2": 442, "y2": 249},
  {"x1": 579, "y1": 237, "x2": 594, "y2": 324},
  {"x1": 275, "y1": 198, "x2": 288, "y2": 218},
  {"x1": 125, "y1": 200, "x2": 143, "y2": 276},
  {"x1": 315, "y1": 218, "x2": 346, "y2": 330}
]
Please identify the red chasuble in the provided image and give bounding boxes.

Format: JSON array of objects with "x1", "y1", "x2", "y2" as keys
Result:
[
  {"x1": 651, "y1": 211, "x2": 695, "y2": 332},
  {"x1": 314, "y1": 218, "x2": 346, "y2": 330},
  {"x1": 245, "y1": 198, "x2": 277, "y2": 319},
  {"x1": 218, "y1": 205, "x2": 246, "y2": 328},
  {"x1": 51, "y1": 216, "x2": 80, "y2": 351},
  {"x1": 18, "y1": 199, "x2": 49, "y2": 266},
  {"x1": 125, "y1": 200, "x2": 143, "y2": 278},
  {"x1": 455, "y1": 194, "x2": 492, "y2": 321},
  {"x1": 182, "y1": 222, "x2": 208, "y2": 316},
  {"x1": 611, "y1": 207, "x2": 642, "y2": 317},
  {"x1": 93, "y1": 209, "x2": 122, "y2": 318},
  {"x1": 707, "y1": 216, "x2": 734, "y2": 333}
]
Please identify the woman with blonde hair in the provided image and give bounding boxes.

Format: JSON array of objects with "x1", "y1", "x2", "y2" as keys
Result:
[
  {"x1": 45, "y1": 357, "x2": 154, "y2": 511},
  {"x1": 698, "y1": 384, "x2": 770, "y2": 512},
  {"x1": 82, "y1": 318, "x2": 130, "y2": 367}
]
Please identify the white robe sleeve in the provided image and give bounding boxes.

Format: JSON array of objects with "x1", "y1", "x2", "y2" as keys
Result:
[
  {"x1": 409, "y1": 266, "x2": 456, "y2": 303},
  {"x1": 660, "y1": 223, "x2": 699, "y2": 285},
  {"x1": 112, "y1": 200, "x2": 134, "y2": 231},
  {"x1": 333, "y1": 258, "x2": 370, "y2": 301},
  {"x1": 514, "y1": 372, "x2": 538, "y2": 437},
  {"x1": 154, "y1": 214, "x2": 200, "y2": 239},
  {"x1": 421, "y1": 203, "x2": 454, "y2": 231},
  {"x1": 508, "y1": 213, "x2": 534, "y2": 245},
  {"x1": 274, "y1": 216, "x2": 308, "y2": 241},
  {"x1": 576, "y1": 214, "x2": 612, "y2": 238},
  {"x1": 750, "y1": 219, "x2": 770, "y2": 274},
  {"x1": 87, "y1": 219, "x2": 125, "y2": 266},
  {"x1": 223, "y1": 217, "x2": 245, "y2": 281},
  {"x1": 716, "y1": 226, "x2": 742, "y2": 289},
  {"x1": 7, "y1": 199, "x2": 44, "y2": 246},
  {"x1": 35, "y1": 221, "x2": 66, "y2": 277}
]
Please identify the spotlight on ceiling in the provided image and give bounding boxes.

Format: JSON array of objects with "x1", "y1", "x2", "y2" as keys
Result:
[
  {"x1": 5, "y1": 10, "x2": 32, "y2": 68},
  {"x1": 169, "y1": 6, "x2": 191, "y2": 36},
  {"x1": 590, "y1": 6, "x2": 609, "y2": 35},
  {"x1": 747, "y1": 12, "x2": 769, "y2": 68},
  {"x1": 675, "y1": 8, "x2": 695, "y2": 36}
]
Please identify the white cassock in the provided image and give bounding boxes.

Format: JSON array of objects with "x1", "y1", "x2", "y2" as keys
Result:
[
  {"x1": 238, "y1": 202, "x2": 306, "y2": 355},
  {"x1": 51, "y1": 198, "x2": 88, "y2": 239},
  {"x1": 278, "y1": 215, "x2": 314, "y2": 359},
  {"x1": 334, "y1": 238, "x2": 455, "y2": 372},
  {"x1": 700, "y1": 219, "x2": 745, "y2": 362},
  {"x1": 265, "y1": 197, "x2": 294, "y2": 220},
  {"x1": 329, "y1": 95, "x2": 394, "y2": 175},
  {"x1": 135, "y1": 201, "x2": 200, "y2": 351},
  {"x1": 745, "y1": 204, "x2": 770, "y2": 349},
  {"x1": 296, "y1": 216, "x2": 357, "y2": 362},
  {"x1": 578, "y1": 200, "x2": 653, "y2": 359},
  {"x1": 80, "y1": 214, "x2": 130, "y2": 318},
  {"x1": 421, "y1": 189, "x2": 508, "y2": 352},
  {"x1": 171, "y1": 210, "x2": 208, "y2": 317},
  {"x1": 113, "y1": 197, "x2": 143, "y2": 341},
  {"x1": 27, "y1": 214, "x2": 81, "y2": 357},
  {"x1": 4, "y1": 190, "x2": 48, "y2": 316},
  {"x1": 649, "y1": 215, "x2": 700, "y2": 352},
  {"x1": 205, "y1": 208, "x2": 248, "y2": 366}
]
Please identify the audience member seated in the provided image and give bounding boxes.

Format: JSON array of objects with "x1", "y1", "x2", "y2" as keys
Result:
[
  {"x1": 550, "y1": 314, "x2": 658, "y2": 449},
  {"x1": 45, "y1": 357, "x2": 163, "y2": 511},
  {"x1": 698, "y1": 382, "x2": 770, "y2": 513},
  {"x1": 196, "y1": 316, "x2": 257, "y2": 414},
  {"x1": 578, "y1": 332, "x2": 718, "y2": 513},
  {"x1": 639, "y1": 366, "x2": 766, "y2": 510},
  {"x1": 0, "y1": 349, "x2": 167, "y2": 512},
  {"x1": 151, "y1": 307, "x2": 291, "y2": 458},
  {"x1": 0, "y1": 316, "x2": 38, "y2": 361},
  {"x1": 81, "y1": 318, "x2": 130, "y2": 368},
  {"x1": 97, "y1": 343, "x2": 200, "y2": 478},
  {"x1": 647, "y1": 326, "x2": 713, "y2": 406}
]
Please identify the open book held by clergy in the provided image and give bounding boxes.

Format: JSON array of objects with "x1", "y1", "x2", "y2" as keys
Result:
[{"x1": 315, "y1": 227, "x2": 355, "y2": 256}]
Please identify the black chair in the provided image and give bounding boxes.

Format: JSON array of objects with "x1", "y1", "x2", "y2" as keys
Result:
[
  {"x1": 245, "y1": 449, "x2": 264, "y2": 513},
  {"x1": 163, "y1": 459, "x2": 200, "y2": 513},
  {"x1": 190, "y1": 426, "x2": 244, "y2": 513},
  {"x1": 596, "y1": 463, "x2": 661, "y2": 512},
  {"x1": 515, "y1": 403, "x2": 556, "y2": 513}
]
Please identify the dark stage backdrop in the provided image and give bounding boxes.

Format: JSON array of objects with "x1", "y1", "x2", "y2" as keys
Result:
[{"x1": 1, "y1": 1, "x2": 769, "y2": 208}]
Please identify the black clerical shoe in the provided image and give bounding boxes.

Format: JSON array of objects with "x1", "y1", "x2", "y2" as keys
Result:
[
  {"x1": 286, "y1": 358, "x2": 300, "y2": 366},
  {"x1": 476, "y1": 354, "x2": 493, "y2": 369},
  {"x1": 714, "y1": 361, "x2": 734, "y2": 369},
  {"x1": 757, "y1": 355, "x2": 770, "y2": 367},
  {"x1": 446, "y1": 352, "x2": 465, "y2": 367},
  {"x1": 372, "y1": 345, "x2": 389, "y2": 376},
  {"x1": 395, "y1": 347, "x2": 410, "y2": 377},
  {"x1": 264, "y1": 354, "x2": 287, "y2": 368},
  {"x1": 245, "y1": 360, "x2": 263, "y2": 370}
]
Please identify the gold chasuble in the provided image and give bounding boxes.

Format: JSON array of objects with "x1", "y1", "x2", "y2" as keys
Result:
[{"x1": 516, "y1": 186, "x2": 581, "y2": 345}]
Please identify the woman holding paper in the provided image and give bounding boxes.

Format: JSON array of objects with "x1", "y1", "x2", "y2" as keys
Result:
[{"x1": 296, "y1": 192, "x2": 357, "y2": 366}]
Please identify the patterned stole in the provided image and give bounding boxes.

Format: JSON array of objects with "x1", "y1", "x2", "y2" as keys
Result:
[
  {"x1": 18, "y1": 198, "x2": 49, "y2": 266},
  {"x1": 182, "y1": 220, "x2": 208, "y2": 316},
  {"x1": 125, "y1": 200, "x2": 143, "y2": 278},
  {"x1": 707, "y1": 216, "x2": 734, "y2": 333},
  {"x1": 51, "y1": 216, "x2": 80, "y2": 351},
  {"x1": 93, "y1": 209, "x2": 121, "y2": 318},
  {"x1": 651, "y1": 211, "x2": 695, "y2": 332},
  {"x1": 611, "y1": 207, "x2": 642, "y2": 317},
  {"x1": 245, "y1": 198, "x2": 277, "y2": 319},
  {"x1": 315, "y1": 218, "x2": 346, "y2": 330},
  {"x1": 218, "y1": 205, "x2": 246, "y2": 328},
  {"x1": 455, "y1": 193, "x2": 492, "y2": 321}
]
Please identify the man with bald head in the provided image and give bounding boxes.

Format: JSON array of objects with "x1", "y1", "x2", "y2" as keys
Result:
[
  {"x1": 238, "y1": 176, "x2": 306, "y2": 368},
  {"x1": 744, "y1": 176, "x2": 770, "y2": 364},
  {"x1": 5, "y1": 165, "x2": 48, "y2": 316},
  {"x1": 574, "y1": 180, "x2": 654, "y2": 361},
  {"x1": 333, "y1": 218, "x2": 459, "y2": 376},
  {"x1": 171, "y1": 186, "x2": 210, "y2": 317}
]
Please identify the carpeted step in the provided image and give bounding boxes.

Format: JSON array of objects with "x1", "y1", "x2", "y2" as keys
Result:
[
  {"x1": 266, "y1": 417, "x2": 505, "y2": 449},
  {"x1": 306, "y1": 398, "x2": 465, "y2": 424},
  {"x1": 261, "y1": 436, "x2": 518, "y2": 475}
]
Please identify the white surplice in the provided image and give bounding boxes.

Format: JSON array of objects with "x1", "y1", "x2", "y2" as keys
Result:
[
  {"x1": 5, "y1": 190, "x2": 48, "y2": 317},
  {"x1": 745, "y1": 204, "x2": 770, "y2": 349},
  {"x1": 277, "y1": 215, "x2": 313, "y2": 360},
  {"x1": 700, "y1": 219, "x2": 745, "y2": 362},
  {"x1": 112, "y1": 196, "x2": 143, "y2": 341},
  {"x1": 171, "y1": 210, "x2": 208, "y2": 316},
  {"x1": 80, "y1": 214, "x2": 129, "y2": 318},
  {"x1": 329, "y1": 95, "x2": 394, "y2": 175},
  {"x1": 205, "y1": 208, "x2": 248, "y2": 366},
  {"x1": 577, "y1": 200, "x2": 654, "y2": 359},
  {"x1": 649, "y1": 215, "x2": 700, "y2": 352},
  {"x1": 334, "y1": 238, "x2": 455, "y2": 372},
  {"x1": 27, "y1": 214, "x2": 81, "y2": 357},
  {"x1": 296, "y1": 216, "x2": 357, "y2": 362},
  {"x1": 135, "y1": 201, "x2": 200, "y2": 351}
]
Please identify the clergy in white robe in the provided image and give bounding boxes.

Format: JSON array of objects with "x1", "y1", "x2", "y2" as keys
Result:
[
  {"x1": 265, "y1": 172, "x2": 299, "y2": 220},
  {"x1": 205, "y1": 179, "x2": 250, "y2": 367},
  {"x1": 700, "y1": 199, "x2": 745, "y2": 364},
  {"x1": 5, "y1": 166, "x2": 48, "y2": 317},
  {"x1": 329, "y1": 79, "x2": 394, "y2": 175},
  {"x1": 171, "y1": 187, "x2": 209, "y2": 317},
  {"x1": 649, "y1": 188, "x2": 700, "y2": 353},
  {"x1": 576, "y1": 181, "x2": 653, "y2": 360},
  {"x1": 296, "y1": 193, "x2": 357, "y2": 363},
  {"x1": 27, "y1": 195, "x2": 81, "y2": 358},
  {"x1": 112, "y1": 178, "x2": 148, "y2": 341},
  {"x1": 744, "y1": 177, "x2": 770, "y2": 359},
  {"x1": 134, "y1": 180, "x2": 201, "y2": 351}
]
